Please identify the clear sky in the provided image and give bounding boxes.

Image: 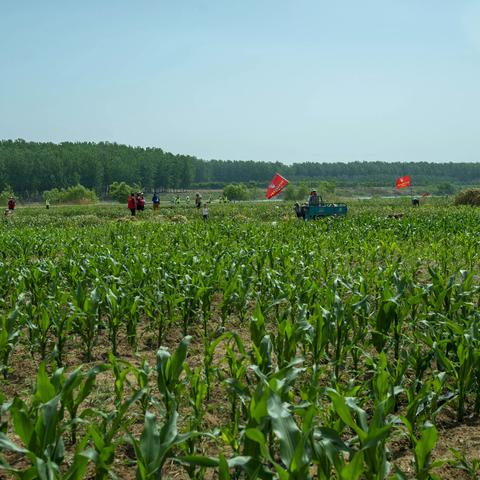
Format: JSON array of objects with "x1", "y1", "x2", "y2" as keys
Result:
[{"x1": 1, "y1": 0, "x2": 480, "y2": 163}]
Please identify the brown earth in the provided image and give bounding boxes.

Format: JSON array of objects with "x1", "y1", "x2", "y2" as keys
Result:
[{"x1": 1, "y1": 307, "x2": 479, "y2": 479}]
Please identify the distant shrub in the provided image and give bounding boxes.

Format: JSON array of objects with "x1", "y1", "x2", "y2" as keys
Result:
[
  {"x1": 0, "y1": 185, "x2": 16, "y2": 205},
  {"x1": 223, "y1": 184, "x2": 249, "y2": 201},
  {"x1": 454, "y1": 189, "x2": 480, "y2": 206},
  {"x1": 283, "y1": 185, "x2": 298, "y2": 201},
  {"x1": 109, "y1": 181, "x2": 141, "y2": 203},
  {"x1": 283, "y1": 182, "x2": 315, "y2": 201},
  {"x1": 317, "y1": 180, "x2": 336, "y2": 196},
  {"x1": 436, "y1": 182, "x2": 456, "y2": 195},
  {"x1": 43, "y1": 184, "x2": 98, "y2": 204}
]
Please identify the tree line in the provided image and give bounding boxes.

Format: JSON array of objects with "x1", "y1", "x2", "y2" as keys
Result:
[{"x1": 1, "y1": 139, "x2": 479, "y2": 198}]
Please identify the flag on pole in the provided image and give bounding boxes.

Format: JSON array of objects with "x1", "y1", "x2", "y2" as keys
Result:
[
  {"x1": 395, "y1": 176, "x2": 411, "y2": 189},
  {"x1": 266, "y1": 173, "x2": 289, "y2": 199}
]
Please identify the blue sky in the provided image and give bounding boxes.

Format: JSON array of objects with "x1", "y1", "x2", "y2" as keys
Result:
[{"x1": 1, "y1": 0, "x2": 479, "y2": 163}]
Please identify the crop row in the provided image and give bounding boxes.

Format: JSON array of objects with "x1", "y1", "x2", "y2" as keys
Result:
[{"x1": 0, "y1": 206, "x2": 479, "y2": 478}]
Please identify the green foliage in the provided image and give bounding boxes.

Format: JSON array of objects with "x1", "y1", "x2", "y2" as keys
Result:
[
  {"x1": 283, "y1": 183, "x2": 311, "y2": 201},
  {"x1": 282, "y1": 184, "x2": 297, "y2": 200},
  {"x1": 435, "y1": 182, "x2": 455, "y2": 195},
  {"x1": 317, "y1": 180, "x2": 336, "y2": 195},
  {"x1": 223, "y1": 183, "x2": 249, "y2": 201},
  {"x1": 0, "y1": 201, "x2": 479, "y2": 478},
  {"x1": 0, "y1": 309, "x2": 20, "y2": 378},
  {"x1": 2, "y1": 140, "x2": 480, "y2": 198},
  {"x1": 43, "y1": 184, "x2": 98, "y2": 204},
  {"x1": 0, "y1": 185, "x2": 15, "y2": 205},
  {"x1": 108, "y1": 181, "x2": 140, "y2": 203},
  {"x1": 296, "y1": 182, "x2": 310, "y2": 199},
  {"x1": 284, "y1": 181, "x2": 335, "y2": 201}
]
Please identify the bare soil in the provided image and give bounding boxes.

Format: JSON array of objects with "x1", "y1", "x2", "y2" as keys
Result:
[{"x1": 1, "y1": 307, "x2": 480, "y2": 479}]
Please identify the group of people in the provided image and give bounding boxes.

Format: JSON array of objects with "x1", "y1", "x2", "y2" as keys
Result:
[
  {"x1": 127, "y1": 192, "x2": 147, "y2": 216},
  {"x1": 194, "y1": 193, "x2": 210, "y2": 220},
  {"x1": 127, "y1": 191, "x2": 209, "y2": 220}
]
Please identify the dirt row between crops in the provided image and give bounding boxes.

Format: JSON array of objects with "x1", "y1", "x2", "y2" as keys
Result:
[{"x1": 2, "y1": 307, "x2": 480, "y2": 479}]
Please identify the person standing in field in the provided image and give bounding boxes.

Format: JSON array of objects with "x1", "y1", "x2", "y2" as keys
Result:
[
  {"x1": 195, "y1": 192, "x2": 202, "y2": 209},
  {"x1": 7, "y1": 197, "x2": 16, "y2": 211},
  {"x1": 45, "y1": 199, "x2": 50, "y2": 209},
  {"x1": 308, "y1": 190, "x2": 319, "y2": 206},
  {"x1": 152, "y1": 192, "x2": 160, "y2": 211},
  {"x1": 137, "y1": 193, "x2": 145, "y2": 211},
  {"x1": 128, "y1": 193, "x2": 136, "y2": 216},
  {"x1": 202, "y1": 202, "x2": 209, "y2": 221}
]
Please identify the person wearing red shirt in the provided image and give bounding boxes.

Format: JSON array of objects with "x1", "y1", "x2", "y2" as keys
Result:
[
  {"x1": 7, "y1": 197, "x2": 16, "y2": 210},
  {"x1": 137, "y1": 193, "x2": 145, "y2": 211},
  {"x1": 127, "y1": 193, "x2": 136, "y2": 216}
]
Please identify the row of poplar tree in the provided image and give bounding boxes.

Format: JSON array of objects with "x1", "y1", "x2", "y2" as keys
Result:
[{"x1": 1, "y1": 140, "x2": 478, "y2": 198}]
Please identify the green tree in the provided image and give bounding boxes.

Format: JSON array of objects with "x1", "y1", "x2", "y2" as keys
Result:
[
  {"x1": 283, "y1": 185, "x2": 297, "y2": 201},
  {"x1": 318, "y1": 180, "x2": 336, "y2": 196},
  {"x1": 296, "y1": 183, "x2": 310, "y2": 201},
  {"x1": 436, "y1": 182, "x2": 455, "y2": 195},
  {"x1": 42, "y1": 184, "x2": 98, "y2": 204},
  {"x1": 109, "y1": 182, "x2": 140, "y2": 203},
  {"x1": 2, "y1": 139, "x2": 480, "y2": 198},
  {"x1": 223, "y1": 184, "x2": 249, "y2": 201},
  {"x1": 0, "y1": 185, "x2": 16, "y2": 205}
]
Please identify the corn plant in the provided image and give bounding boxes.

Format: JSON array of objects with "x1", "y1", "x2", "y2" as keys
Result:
[
  {"x1": 399, "y1": 420, "x2": 442, "y2": 480},
  {"x1": 51, "y1": 292, "x2": 74, "y2": 367},
  {"x1": 156, "y1": 336, "x2": 192, "y2": 415},
  {"x1": 447, "y1": 448, "x2": 480, "y2": 479},
  {"x1": 0, "y1": 308, "x2": 20, "y2": 378},
  {"x1": 0, "y1": 363, "x2": 93, "y2": 479},
  {"x1": 72, "y1": 283, "x2": 100, "y2": 362},
  {"x1": 129, "y1": 408, "x2": 201, "y2": 480},
  {"x1": 84, "y1": 379, "x2": 146, "y2": 479},
  {"x1": 326, "y1": 355, "x2": 398, "y2": 480},
  {"x1": 434, "y1": 329, "x2": 480, "y2": 421}
]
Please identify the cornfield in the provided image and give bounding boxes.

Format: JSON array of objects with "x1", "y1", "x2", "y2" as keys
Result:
[{"x1": 0, "y1": 200, "x2": 479, "y2": 479}]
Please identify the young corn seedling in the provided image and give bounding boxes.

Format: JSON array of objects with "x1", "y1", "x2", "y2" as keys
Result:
[
  {"x1": 156, "y1": 336, "x2": 192, "y2": 415},
  {"x1": 51, "y1": 292, "x2": 74, "y2": 367},
  {"x1": 447, "y1": 448, "x2": 480, "y2": 479},
  {"x1": 399, "y1": 420, "x2": 442, "y2": 480},
  {"x1": 129, "y1": 407, "x2": 202, "y2": 480},
  {"x1": 85, "y1": 360, "x2": 147, "y2": 480},
  {"x1": 0, "y1": 308, "x2": 20, "y2": 378},
  {"x1": 72, "y1": 283, "x2": 100, "y2": 362},
  {"x1": 327, "y1": 386, "x2": 394, "y2": 480},
  {"x1": 434, "y1": 331, "x2": 479, "y2": 421},
  {"x1": 0, "y1": 362, "x2": 94, "y2": 479},
  {"x1": 59, "y1": 364, "x2": 110, "y2": 445}
]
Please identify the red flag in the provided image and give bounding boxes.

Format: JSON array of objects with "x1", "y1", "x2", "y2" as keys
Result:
[
  {"x1": 266, "y1": 173, "x2": 289, "y2": 199},
  {"x1": 395, "y1": 176, "x2": 411, "y2": 189}
]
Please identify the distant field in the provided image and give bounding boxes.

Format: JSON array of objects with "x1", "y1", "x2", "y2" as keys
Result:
[{"x1": 0, "y1": 199, "x2": 479, "y2": 479}]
